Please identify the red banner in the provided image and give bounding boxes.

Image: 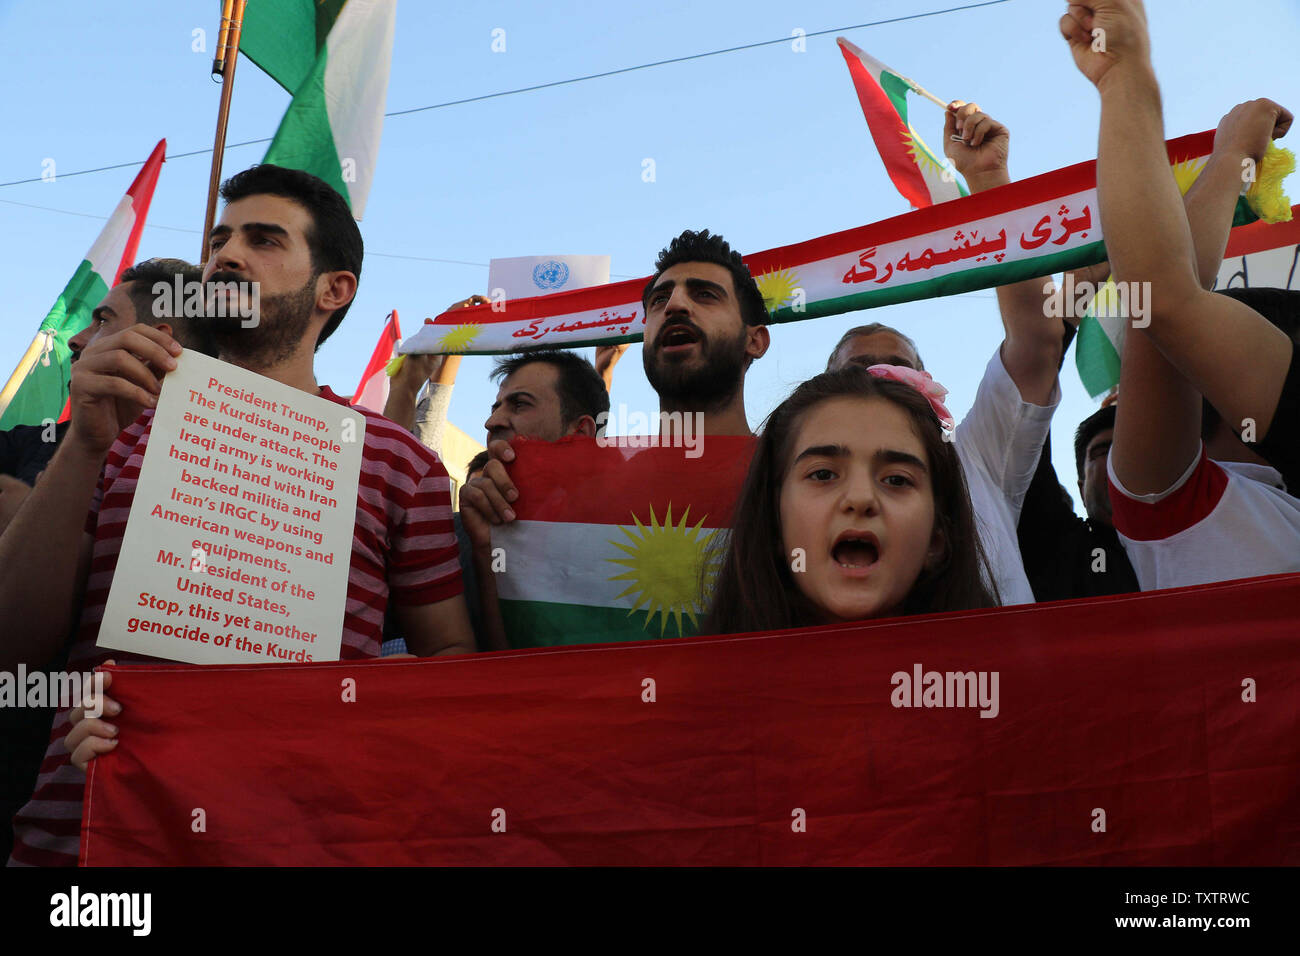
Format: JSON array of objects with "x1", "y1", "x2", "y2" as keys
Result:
[{"x1": 82, "y1": 573, "x2": 1300, "y2": 865}]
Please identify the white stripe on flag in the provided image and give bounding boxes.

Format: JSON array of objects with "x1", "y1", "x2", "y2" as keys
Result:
[
  {"x1": 324, "y1": 0, "x2": 396, "y2": 220},
  {"x1": 494, "y1": 519, "x2": 726, "y2": 609},
  {"x1": 84, "y1": 195, "x2": 135, "y2": 281}
]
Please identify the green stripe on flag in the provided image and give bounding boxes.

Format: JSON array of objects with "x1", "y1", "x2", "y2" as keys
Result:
[
  {"x1": 879, "y1": 71, "x2": 911, "y2": 123},
  {"x1": 500, "y1": 599, "x2": 702, "y2": 648},
  {"x1": 241, "y1": 0, "x2": 346, "y2": 94},
  {"x1": 1075, "y1": 312, "x2": 1122, "y2": 399},
  {"x1": 1, "y1": 259, "x2": 109, "y2": 430},
  {"x1": 262, "y1": 52, "x2": 352, "y2": 206}
]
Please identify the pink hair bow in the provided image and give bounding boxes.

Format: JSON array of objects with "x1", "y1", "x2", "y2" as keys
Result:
[{"x1": 865, "y1": 364, "x2": 956, "y2": 431}]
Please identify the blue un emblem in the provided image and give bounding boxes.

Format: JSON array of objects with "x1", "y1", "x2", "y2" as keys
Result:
[{"x1": 533, "y1": 260, "x2": 571, "y2": 290}]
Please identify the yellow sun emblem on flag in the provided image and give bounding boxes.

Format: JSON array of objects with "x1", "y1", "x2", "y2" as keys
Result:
[
  {"x1": 1171, "y1": 156, "x2": 1208, "y2": 196},
  {"x1": 755, "y1": 269, "x2": 801, "y2": 314},
  {"x1": 435, "y1": 324, "x2": 482, "y2": 353},
  {"x1": 607, "y1": 503, "x2": 721, "y2": 637},
  {"x1": 902, "y1": 125, "x2": 949, "y2": 178}
]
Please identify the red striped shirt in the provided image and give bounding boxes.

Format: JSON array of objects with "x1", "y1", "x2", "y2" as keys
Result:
[{"x1": 9, "y1": 386, "x2": 462, "y2": 867}]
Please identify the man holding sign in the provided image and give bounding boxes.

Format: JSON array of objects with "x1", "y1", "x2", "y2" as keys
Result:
[{"x1": 2, "y1": 165, "x2": 473, "y2": 867}]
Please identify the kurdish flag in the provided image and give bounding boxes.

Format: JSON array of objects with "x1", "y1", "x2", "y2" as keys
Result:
[
  {"x1": 836, "y1": 38, "x2": 965, "y2": 209},
  {"x1": 0, "y1": 140, "x2": 165, "y2": 430},
  {"x1": 244, "y1": 0, "x2": 396, "y2": 218},
  {"x1": 492, "y1": 435, "x2": 754, "y2": 647}
]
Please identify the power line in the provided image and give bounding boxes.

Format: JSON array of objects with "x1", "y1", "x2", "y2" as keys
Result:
[
  {"x1": 0, "y1": 139, "x2": 272, "y2": 189},
  {"x1": 384, "y1": 0, "x2": 1008, "y2": 119},
  {"x1": 0, "y1": 0, "x2": 1008, "y2": 188},
  {"x1": 0, "y1": 196, "x2": 200, "y2": 233}
]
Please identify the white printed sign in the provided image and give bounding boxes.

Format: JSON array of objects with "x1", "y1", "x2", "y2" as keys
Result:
[
  {"x1": 488, "y1": 254, "x2": 610, "y2": 300},
  {"x1": 98, "y1": 351, "x2": 365, "y2": 665}
]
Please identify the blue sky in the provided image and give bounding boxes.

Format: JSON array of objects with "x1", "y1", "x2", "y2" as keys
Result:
[{"x1": 2, "y1": 0, "x2": 1297, "y2": 511}]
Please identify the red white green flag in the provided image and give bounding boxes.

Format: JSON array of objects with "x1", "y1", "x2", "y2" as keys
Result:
[
  {"x1": 0, "y1": 140, "x2": 165, "y2": 430},
  {"x1": 491, "y1": 435, "x2": 753, "y2": 647},
  {"x1": 836, "y1": 37, "x2": 965, "y2": 209},
  {"x1": 402, "y1": 131, "x2": 1226, "y2": 356}
]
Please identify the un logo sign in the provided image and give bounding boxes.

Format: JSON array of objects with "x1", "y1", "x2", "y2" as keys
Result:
[{"x1": 533, "y1": 260, "x2": 571, "y2": 290}]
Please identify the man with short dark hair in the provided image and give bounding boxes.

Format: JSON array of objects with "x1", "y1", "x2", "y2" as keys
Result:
[
  {"x1": 3, "y1": 165, "x2": 473, "y2": 866},
  {"x1": 639, "y1": 228, "x2": 770, "y2": 438},
  {"x1": 448, "y1": 348, "x2": 610, "y2": 652},
  {"x1": 485, "y1": 348, "x2": 610, "y2": 444},
  {"x1": 210, "y1": 164, "x2": 363, "y2": 354}
]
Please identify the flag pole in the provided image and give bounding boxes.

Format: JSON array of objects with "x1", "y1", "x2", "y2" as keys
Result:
[
  {"x1": 200, "y1": 0, "x2": 247, "y2": 264},
  {"x1": 903, "y1": 78, "x2": 950, "y2": 111},
  {"x1": 0, "y1": 332, "x2": 51, "y2": 422}
]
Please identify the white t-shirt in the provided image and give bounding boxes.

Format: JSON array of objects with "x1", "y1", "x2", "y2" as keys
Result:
[
  {"x1": 954, "y1": 348, "x2": 1059, "y2": 606},
  {"x1": 1108, "y1": 447, "x2": 1300, "y2": 591}
]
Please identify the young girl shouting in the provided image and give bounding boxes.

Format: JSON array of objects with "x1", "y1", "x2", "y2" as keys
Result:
[{"x1": 704, "y1": 365, "x2": 997, "y2": 634}]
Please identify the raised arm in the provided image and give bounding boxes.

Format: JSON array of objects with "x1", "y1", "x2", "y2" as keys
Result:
[
  {"x1": 945, "y1": 101, "x2": 1062, "y2": 406},
  {"x1": 1062, "y1": 0, "x2": 1293, "y2": 437},
  {"x1": 1183, "y1": 101, "x2": 1291, "y2": 288},
  {"x1": 384, "y1": 353, "x2": 437, "y2": 432}
]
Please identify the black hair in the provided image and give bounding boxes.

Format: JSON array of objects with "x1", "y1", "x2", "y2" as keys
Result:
[
  {"x1": 641, "y1": 229, "x2": 767, "y2": 327},
  {"x1": 490, "y1": 348, "x2": 610, "y2": 430},
  {"x1": 1074, "y1": 404, "x2": 1117, "y2": 483},
  {"x1": 119, "y1": 258, "x2": 217, "y2": 357},
  {"x1": 466, "y1": 450, "x2": 490, "y2": 482},
  {"x1": 218, "y1": 164, "x2": 362, "y2": 349}
]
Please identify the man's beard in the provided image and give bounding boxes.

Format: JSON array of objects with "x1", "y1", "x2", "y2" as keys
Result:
[
  {"x1": 206, "y1": 271, "x2": 317, "y2": 367},
  {"x1": 643, "y1": 320, "x2": 748, "y2": 411}
]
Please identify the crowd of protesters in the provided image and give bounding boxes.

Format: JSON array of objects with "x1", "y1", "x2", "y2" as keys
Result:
[{"x1": 1, "y1": 0, "x2": 1298, "y2": 865}]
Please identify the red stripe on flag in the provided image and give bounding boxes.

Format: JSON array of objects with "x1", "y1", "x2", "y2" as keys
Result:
[
  {"x1": 836, "y1": 38, "x2": 933, "y2": 210},
  {"x1": 351, "y1": 310, "x2": 401, "y2": 414},
  {"x1": 506, "y1": 434, "x2": 754, "y2": 526},
  {"x1": 1224, "y1": 205, "x2": 1300, "y2": 257},
  {"x1": 113, "y1": 139, "x2": 166, "y2": 286}
]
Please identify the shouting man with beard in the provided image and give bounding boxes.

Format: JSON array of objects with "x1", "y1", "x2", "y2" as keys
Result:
[
  {"x1": 0, "y1": 164, "x2": 474, "y2": 867},
  {"x1": 461, "y1": 228, "x2": 769, "y2": 533},
  {"x1": 457, "y1": 230, "x2": 768, "y2": 649},
  {"x1": 640, "y1": 229, "x2": 770, "y2": 438}
]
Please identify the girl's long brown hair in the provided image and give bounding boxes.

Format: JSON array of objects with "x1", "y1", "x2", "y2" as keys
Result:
[{"x1": 701, "y1": 368, "x2": 998, "y2": 635}]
